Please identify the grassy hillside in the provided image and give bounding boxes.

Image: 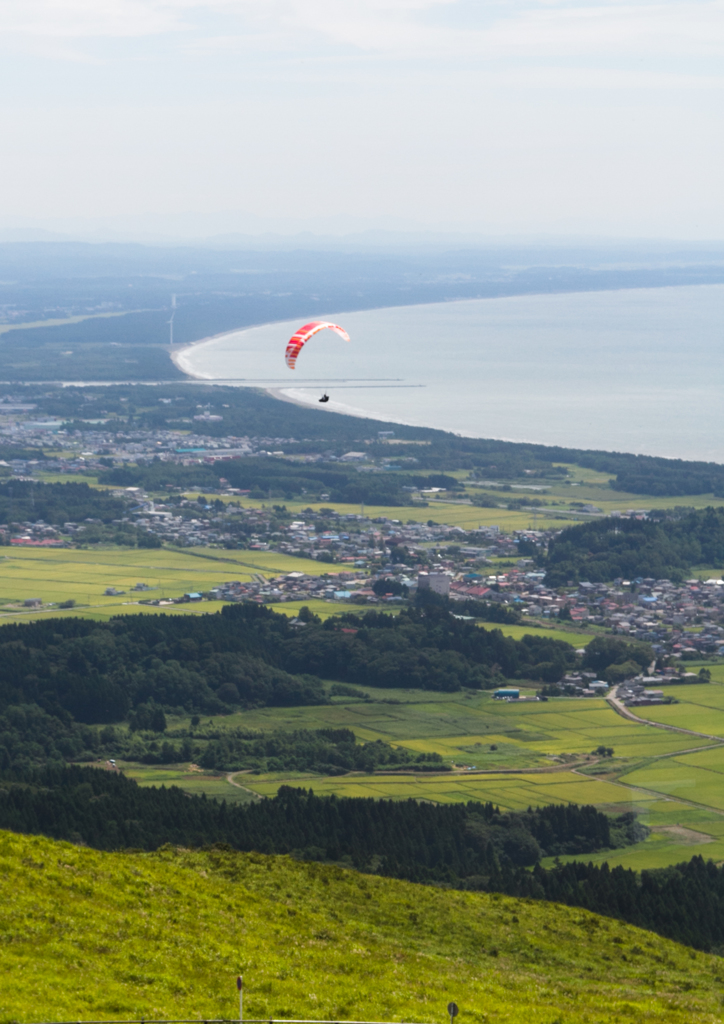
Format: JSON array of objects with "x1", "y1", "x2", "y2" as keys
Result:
[{"x1": 1, "y1": 830, "x2": 722, "y2": 1024}]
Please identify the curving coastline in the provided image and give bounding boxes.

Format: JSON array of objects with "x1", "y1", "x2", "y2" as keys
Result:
[
  {"x1": 170, "y1": 334, "x2": 225, "y2": 380},
  {"x1": 165, "y1": 285, "x2": 724, "y2": 459}
]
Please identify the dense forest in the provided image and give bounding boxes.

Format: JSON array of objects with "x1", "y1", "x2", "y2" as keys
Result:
[
  {"x1": 0, "y1": 445, "x2": 50, "y2": 462},
  {"x1": 544, "y1": 506, "x2": 724, "y2": 584},
  {"x1": 0, "y1": 604, "x2": 577, "y2": 718},
  {"x1": 107, "y1": 460, "x2": 464, "y2": 506},
  {"x1": 582, "y1": 636, "x2": 655, "y2": 680},
  {"x1": 572, "y1": 451, "x2": 724, "y2": 497},
  {"x1": 6, "y1": 765, "x2": 724, "y2": 953},
  {"x1": 283, "y1": 607, "x2": 578, "y2": 688},
  {"x1": 0, "y1": 480, "x2": 129, "y2": 527}
]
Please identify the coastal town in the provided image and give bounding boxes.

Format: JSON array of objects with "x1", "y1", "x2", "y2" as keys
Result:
[{"x1": 0, "y1": 407, "x2": 721, "y2": 679}]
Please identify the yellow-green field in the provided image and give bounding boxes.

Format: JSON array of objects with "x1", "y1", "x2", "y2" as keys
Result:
[
  {"x1": 119, "y1": 683, "x2": 724, "y2": 870},
  {"x1": 0, "y1": 310, "x2": 128, "y2": 337},
  {"x1": 619, "y1": 745, "x2": 724, "y2": 813},
  {"x1": 629, "y1": 674, "x2": 724, "y2": 738},
  {"x1": 213, "y1": 490, "x2": 724, "y2": 530},
  {"x1": 0, "y1": 547, "x2": 359, "y2": 620},
  {"x1": 541, "y1": 797, "x2": 724, "y2": 871},
  {"x1": 123, "y1": 766, "x2": 257, "y2": 804},
  {"x1": 244, "y1": 767, "x2": 633, "y2": 808},
  {"x1": 185, "y1": 690, "x2": 713, "y2": 764},
  {"x1": 491, "y1": 623, "x2": 596, "y2": 645}
]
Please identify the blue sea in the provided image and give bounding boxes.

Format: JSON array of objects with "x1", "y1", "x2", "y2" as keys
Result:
[{"x1": 176, "y1": 284, "x2": 724, "y2": 461}]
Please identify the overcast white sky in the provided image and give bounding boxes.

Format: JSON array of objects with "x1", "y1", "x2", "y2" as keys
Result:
[{"x1": 0, "y1": 0, "x2": 722, "y2": 239}]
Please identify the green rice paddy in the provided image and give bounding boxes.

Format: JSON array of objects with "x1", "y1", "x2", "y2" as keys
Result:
[
  {"x1": 484, "y1": 623, "x2": 596, "y2": 645},
  {"x1": 120, "y1": 681, "x2": 724, "y2": 871},
  {"x1": 628, "y1": 676, "x2": 724, "y2": 738},
  {"x1": 244, "y1": 767, "x2": 633, "y2": 808}
]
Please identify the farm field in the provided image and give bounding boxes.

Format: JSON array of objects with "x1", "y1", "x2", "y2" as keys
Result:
[
  {"x1": 123, "y1": 766, "x2": 256, "y2": 804},
  {"x1": 243, "y1": 766, "x2": 633, "y2": 809},
  {"x1": 629, "y1": 681, "x2": 724, "y2": 738},
  {"x1": 0, "y1": 310, "x2": 128, "y2": 337},
  {"x1": 0, "y1": 545, "x2": 601, "y2": 636},
  {"x1": 234, "y1": 496, "x2": 556, "y2": 532},
  {"x1": 187, "y1": 690, "x2": 712, "y2": 763},
  {"x1": 491, "y1": 623, "x2": 595, "y2": 645},
  {"x1": 12, "y1": 597, "x2": 370, "y2": 624},
  {"x1": 0, "y1": 546, "x2": 361, "y2": 620},
  {"x1": 619, "y1": 745, "x2": 724, "y2": 813},
  {"x1": 265, "y1": 597, "x2": 392, "y2": 620}
]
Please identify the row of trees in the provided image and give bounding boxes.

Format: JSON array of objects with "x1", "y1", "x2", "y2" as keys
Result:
[
  {"x1": 0, "y1": 764, "x2": 635, "y2": 873},
  {"x1": 197, "y1": 727, "x2": 445, "y2": 774},
  {"x1": 288, "y1": 606, "x2": 579, "y2": 688}
]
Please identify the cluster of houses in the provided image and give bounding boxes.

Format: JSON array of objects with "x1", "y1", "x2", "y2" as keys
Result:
[{"x1": 616, "y1": 678, "x2": 672, "y2": 707}]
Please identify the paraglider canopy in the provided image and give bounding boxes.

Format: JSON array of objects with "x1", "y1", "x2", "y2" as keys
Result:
[{"x1": 285, "y1": 321, "x2": 350, "y2": 370}]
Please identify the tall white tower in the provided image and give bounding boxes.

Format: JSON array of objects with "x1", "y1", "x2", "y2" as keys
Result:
[{"x1": 168, "y1": 294, "x2": 177, "y2": 344}]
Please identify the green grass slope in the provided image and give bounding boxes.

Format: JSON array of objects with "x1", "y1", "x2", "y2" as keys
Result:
[{"x1": 1, "y1": 831, "x2": 722, "y2": 1024}]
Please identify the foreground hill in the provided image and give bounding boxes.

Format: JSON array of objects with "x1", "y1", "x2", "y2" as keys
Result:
[{"x1": 0, "y1": 830, "x2": 721, "y2": 1024}]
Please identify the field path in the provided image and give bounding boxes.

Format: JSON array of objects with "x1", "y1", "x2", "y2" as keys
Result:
[{"x1": 226, "y1": 772, "x2": 263, "y2": 799}]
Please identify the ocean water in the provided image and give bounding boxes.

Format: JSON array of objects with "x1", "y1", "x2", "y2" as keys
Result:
[{"x1": 176, "y1": 284, "x2": 724, "y2": 461}]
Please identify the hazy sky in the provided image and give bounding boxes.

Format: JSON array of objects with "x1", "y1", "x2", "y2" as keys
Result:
[{"x1": 0, "y1": 0, "x2": 721, "y2": 239}]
